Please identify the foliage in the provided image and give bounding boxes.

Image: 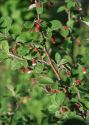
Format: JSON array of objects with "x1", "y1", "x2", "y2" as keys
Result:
[{"x1": 0, "y1": 0, "x2": 89, "y2": 125}]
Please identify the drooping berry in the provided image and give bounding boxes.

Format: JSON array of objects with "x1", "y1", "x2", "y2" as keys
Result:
[
  {"x1": 50, "y1": 89, "x2": 56, "y2": 93},
  {"x1": 82, "y1": 67, "x2": 87, "y2": 74},
  {"x1": 51, "y1": 35, "x2": 56, "y2": 44},
  {"x1": 60, "y1": 106, "x2": 68, "y2": 114},
  {"x1": 32, "y1": 59, "x2": 36, "y2": 66},
  {"x1": 76, "y1": 79, "x2": 81, "y2": 85},
  {"x1": 63, "y1": 26, "x2": 68, "y2": 30},
  {"x1": 12, "y1": 47, "x2": 17, "y2": 55},
  {"x1": 35, "y1": 23, "x2": 41, "y2": 32},
  {"x1": 25, "y1": 67, "x2": 32, "y2": 74},
  {"x1": 34, "y1": 47, "x2": 39, "y2": 52}
]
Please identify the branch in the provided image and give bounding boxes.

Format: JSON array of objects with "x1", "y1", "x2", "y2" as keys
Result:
[
  {"x1": 8, "y1": 53, "x2": 24, "y2": 61},
  {"x1": 38, "y1": 59, "x2": 49, "y2": 65},
  {"x1": 44, "y1": 44, "x2": 61, "y2": 81},
  {"x1": 39, "y1": 30, "x2": 61, "y2": 81},
  {"x1": 77, "y1": 90, "x2": 81, "y2": 100}
]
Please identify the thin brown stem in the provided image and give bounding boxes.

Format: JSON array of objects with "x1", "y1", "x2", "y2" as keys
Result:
[
  {"x1": 44, "y1": 44, "x2": 61, "y2": 81},
  {"x1": 37, "y1": 14, "x2": 40, "y2": 20},
  {"x1": 39, "y1": 30, "x2": 61, "y2": 81},
  {"x1": 8, "y1": 53, "x2": 24, "y2": 61},
  {"x1": 38, "y1": 59, "x2": 49, "y2": 65}
]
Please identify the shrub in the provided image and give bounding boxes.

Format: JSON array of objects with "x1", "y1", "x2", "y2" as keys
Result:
[{"x1": 0, "y1": 0, "x2": 89, "y2": 125}]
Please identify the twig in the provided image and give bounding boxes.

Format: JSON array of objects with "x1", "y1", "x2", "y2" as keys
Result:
[
  {"x1": 39, "y1": 30, "x2": 61, "y2": 81},
  {"x1": 68, "y1": 10, "x2": 71, "y2": 21},
  {"x1": 8, "y1": 53, "x2": 24, "y2": 61},
  {"x1": 77, "y1": 90, "x2": 81, "y2": 100},
  {"x1": 34, "y1": 1, "x2": 61, "y2": 81},
  {"x1": 44, "y1": 44, "x2": 61, "y2": 81},
  {"x1": 38, "y1": 59, "x2": 49, "y2": 65}
]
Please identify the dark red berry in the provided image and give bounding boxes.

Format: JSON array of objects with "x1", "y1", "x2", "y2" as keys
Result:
[
  {"x1": 35, "y1": 23, "x2": 41, "y2": 32},
  {"x1": 63, "y1": 26, "x2": 68, "y2": 30},
  {"x1": 60, "y1": 107, "x2": 68, "y2": 114},
  {"x1": 50, "y1": 89, "x2": 56, "y2": 93},
  {"x1": 12, "y1": 47, "x2": 17, "y2": 55},
  {"x1": 34, "y1": 48, "x2": 39, "y2": 52},
  {"x1": 76, "y1": 79, "x2": 81, "y2": 85},
  {"x1": 32, "y1": 59, "x2": 36, "y2": 66},
  {"x1": 51, "y1": 35, "x2": 56, "y2": 44},
  {"x1": 25, "y1": 67, "x2": 32, "y2": 74}
]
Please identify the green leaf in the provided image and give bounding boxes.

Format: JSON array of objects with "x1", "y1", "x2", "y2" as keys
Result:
[
  {"x1": 0, "y1": 33, "x2": 4, "y2": 40},
  {"x1": 46, "y1": 40, "x2": 51, "y2": 50},
  {"x1": 78, "y1": 65, "x2": 83, "y2": 80},
  {"x1": 60, "y1": 59, "x2": 67, "y2": 65},
  {"x1": 80, "y1": 99, "x2": 89, "y2": 109},
  {"x1": 35, "y1": 63, "x2": 44, "y2": 73},
  {"x1": 24, "y1": 21, "x2": 33, "y2": 30},
  {"x1": 57, "y1": 6, "x2": 65, "y2": 13},
  {"x1": 67, "y1": 0, "x2": 76, "y2": 9},
  {"x1": 51, "y1": 94, "x2": 57, "y2": 104},
  {"x1": 16, "y1": 32, "x2": 31, "y2": 42},
  {"x1": 10, "y1": 23, "x2": 22, "y2": 35},
  {"x1": 36, "y1": 4, "x2": 43, "y2": 14},
  {"x1": 0, "y1": 52, "x2": 8, "y2": 62},
  {"x1": 50, "y1": 20, "x2": 62, "y2": 30},
  {"x1": 47, "y1": 28, "x2": 52, "y2": 39},
  {"x1": 0, "y1": 98, "x2": 9, "y2": 113},
  {"x1": 64, "y1": 55, "x2": 72, "y2": 63},
  {"x1": 67, "y1": 19, "x2": 74, "y2": 28},
  {"x1": 2, "y1": 40, "x2": 9, "y2": 54},
  {"x1": 60, "y1": 28, "x2": 69, "y2": 37},
  {"x1": 16, "y1": 32, "x2": 39, "y2": 43},
  {"x1": 48, "y1": 104, "x2": 58, "y2": 114},
  {"x1": 60, "y1": 69, "x2": 67, "y2": 82},
  {"x1": 70, "y1": 86, "x2": 79, "y2": 94},
  {"x1": 0, "y1": 40, "x2": 9, "y2": 62},
  {"x1": 17, "y1": 45, "x2": 29, "y2": 56},
  {"x1": 55, "y1": 52, "x2": 61, "y2": 63},
  {"x1": 39, "y1": 77, "x2": 54, "y2": 84},
  {"x1": 11, "y1": 59, "x2": 28, "y2": 70},
  {"x1": 0, "y1": 16, "x2": 12, "y2": 31},
  {"x1": 55, "y1": 92, "x2": 66, "y2": 106}
]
